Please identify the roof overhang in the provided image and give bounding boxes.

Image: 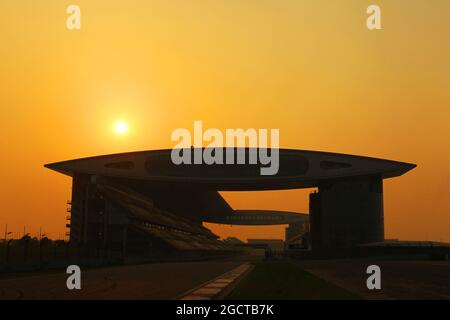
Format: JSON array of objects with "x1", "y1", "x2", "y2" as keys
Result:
[{"x1": 45, "y1": 148, "x2": 416, "y2": 191}]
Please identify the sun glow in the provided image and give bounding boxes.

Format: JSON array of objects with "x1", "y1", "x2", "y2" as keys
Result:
[{"x1": 114, "y1": 121, "x2": 128, "y2": 134}]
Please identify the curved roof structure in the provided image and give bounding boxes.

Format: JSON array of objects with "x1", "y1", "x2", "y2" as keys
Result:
[{"x1": 45, "y1": 148, "x2": 416, "y2": 191}]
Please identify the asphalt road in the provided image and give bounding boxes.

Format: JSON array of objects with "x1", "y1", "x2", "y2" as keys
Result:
[
  {"x1": 0, "y1": 260, "x2": 243, "y2": 299},
  {"x1": 296, "y1": 259, "x2": 450, "y2": 299}
]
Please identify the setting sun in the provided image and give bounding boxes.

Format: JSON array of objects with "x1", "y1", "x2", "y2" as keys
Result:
[{"x1": 114, "y1": 122, "x2": 128, "y2": 134}]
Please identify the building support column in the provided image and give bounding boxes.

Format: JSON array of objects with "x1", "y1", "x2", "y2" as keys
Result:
[{"x1": 310, "y1": 176, "x2": 384, "y2": 250}]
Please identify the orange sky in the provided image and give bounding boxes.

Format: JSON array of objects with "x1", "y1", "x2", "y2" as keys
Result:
[{"x1": 0, "y1": 1, "x2": 449, "y2": 242}]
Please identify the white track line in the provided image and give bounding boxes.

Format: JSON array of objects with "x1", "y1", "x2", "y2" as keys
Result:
[{"x1": 177, "y1": 263, "x2": 252, "y2": 300}]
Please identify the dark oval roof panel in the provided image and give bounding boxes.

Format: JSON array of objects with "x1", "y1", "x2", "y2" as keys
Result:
[{"x1": 44, "y1": 148, "x2": 416, "y2": 191}]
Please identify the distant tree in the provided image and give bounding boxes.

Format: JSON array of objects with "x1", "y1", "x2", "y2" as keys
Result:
[
  {"x1": 20, "y1": 234, "x2": 31, "y2": 241},
  {"x1": 17, "y1": 234, "x2": 32, "y2": 246}
]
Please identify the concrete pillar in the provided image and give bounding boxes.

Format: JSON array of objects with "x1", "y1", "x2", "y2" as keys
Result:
[
  {"x1": 310, "y1": 176, "x2": 384, "y2": 249},
  {"x1": 70, "y1": 174, "x2": 90, "y2": 247}
]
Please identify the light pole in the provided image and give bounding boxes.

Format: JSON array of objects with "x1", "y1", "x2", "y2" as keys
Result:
[
  {"x1": 39, "y1": 232, "x2": 47, "y2": 264},
  {"x1": 4, "y1": 224, "x2": 12, "y2": 241}
]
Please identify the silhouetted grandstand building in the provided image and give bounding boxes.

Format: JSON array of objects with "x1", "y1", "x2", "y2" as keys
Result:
[
  {"x1": 285, "y1": 221, "x2": 310, "y2": 249},
  {"x1": 45, "y1": 148, "x2": 416, "y2": 256}
]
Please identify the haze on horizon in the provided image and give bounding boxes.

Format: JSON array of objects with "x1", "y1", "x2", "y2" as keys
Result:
[{"x1": 0, "y1": 0, "x2": 449, "y2": 242}]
